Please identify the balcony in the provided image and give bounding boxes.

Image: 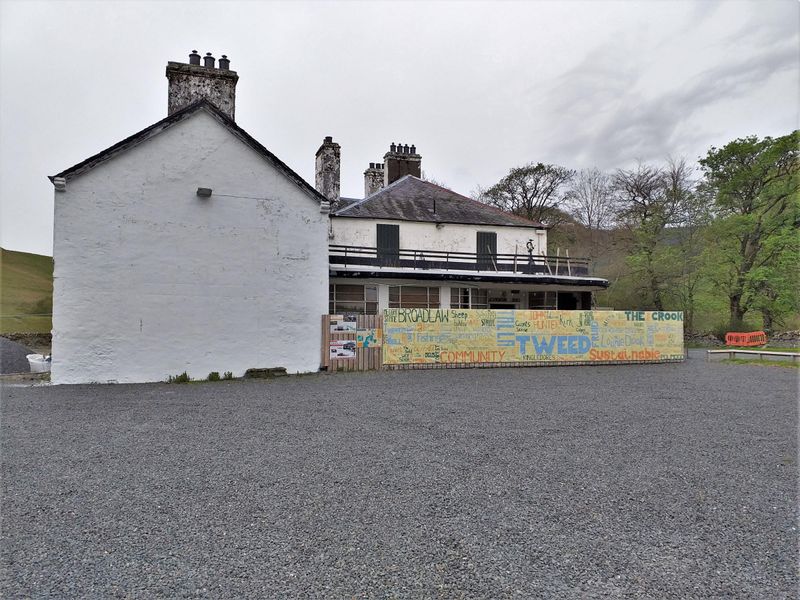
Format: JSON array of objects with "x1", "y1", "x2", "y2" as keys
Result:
[{"x1": 329, "y1": 244, "x2": 601, "y2": 282}]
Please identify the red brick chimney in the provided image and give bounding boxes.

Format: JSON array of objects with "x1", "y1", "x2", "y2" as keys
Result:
[{"x1": 383, "y1": 142, "x2": 421, "y2": 186}]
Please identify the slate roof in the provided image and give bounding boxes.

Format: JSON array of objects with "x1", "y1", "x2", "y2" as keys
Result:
[
  {"x1": 49, "y1": 99, "x2": 326, "y2": 204},
  {"x1": 332, "y1": 176, "x2": 546, "y2": 228}
]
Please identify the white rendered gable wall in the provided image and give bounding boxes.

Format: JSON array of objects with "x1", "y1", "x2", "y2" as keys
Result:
[
  {"x1": 52, "y1": 110, "x2": 328, "y2": 384},
  {"x1": 330, "y1": 217, "x2": 547, "y2": 256}
]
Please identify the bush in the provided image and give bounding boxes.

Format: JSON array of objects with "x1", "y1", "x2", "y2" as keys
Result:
[
  {"x1": 207, "y1": 371, "x2": 221, "y2": 381},
  {"x1": 167, "y1": 371, "x2": 191, "y2": 384},
  {"x1": 222, "y1": 371, "x2": 234, "y2": 380}
]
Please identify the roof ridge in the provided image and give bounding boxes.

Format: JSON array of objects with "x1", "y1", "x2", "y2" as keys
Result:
[
  {"x1": 334, "y1": 174, "x2": 414, "y2": 215},
  {"x1": 50, "y1": 99, "x2": 326, "y2": 204},
  {"x1": 50, "y1": 98, "x2": 214, "y2": 182},
  {"x1": 332, "y1": 175, "x2": 546, "y2": 229},
  {"x1": 408, "y1": 176, "x2": 547, "y2": 228}
]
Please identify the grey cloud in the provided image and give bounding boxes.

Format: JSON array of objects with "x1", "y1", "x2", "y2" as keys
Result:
[{"x1": 544, "y1": 35, "x2": 798, "y2": 169}]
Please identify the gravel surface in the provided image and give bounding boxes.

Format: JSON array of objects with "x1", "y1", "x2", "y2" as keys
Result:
[
  {"x1": 0, "y1": 337, "x2": 34, "y2": 375},
  {"x1": 2, "y1": 354, "x2": 797, "y2": 598}
]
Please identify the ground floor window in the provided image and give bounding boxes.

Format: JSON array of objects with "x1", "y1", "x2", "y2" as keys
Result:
[
  {"x1": 389, "y1": 286, "x2": 440, "y2": 309},
  {"x1": 329, "y1": 284, "x2": 378, "y2": 314},
  {"x1": 452, "y1": 288, "x2": 489, "y2": 309},
  {"x1": 528, "y1": 291, "x2": 558, "y2": 309}
]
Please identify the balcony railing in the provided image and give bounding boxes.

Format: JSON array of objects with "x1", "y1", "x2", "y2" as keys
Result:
[{"x1": 329, "y1": 245, "x2": 592, "y2": 277}]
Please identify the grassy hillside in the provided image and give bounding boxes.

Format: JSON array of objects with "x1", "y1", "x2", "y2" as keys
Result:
[{"x1": 1, "y1": 248, "x2": 53, "y2": 333}]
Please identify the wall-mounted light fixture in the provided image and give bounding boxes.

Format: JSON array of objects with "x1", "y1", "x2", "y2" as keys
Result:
[{"x1": 196, "y1": 187, "x2": 212, "y2": 198}]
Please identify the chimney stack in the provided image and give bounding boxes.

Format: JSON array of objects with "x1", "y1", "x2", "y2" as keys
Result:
[
  {"x1": 383, "y1": 142, "x2": 421, "y2": 186},
  {"x1": 165, "y1": 50, "x2": 239, "y2": 120},
  {"x1": 315, "y1": 136, "x2": 341, "y2": 205},
  {"x1": 364, "y1": 162, "x2": 385, "y2": 197}
]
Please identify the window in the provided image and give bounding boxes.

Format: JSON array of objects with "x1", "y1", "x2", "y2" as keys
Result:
[
  {"x1": 528, "y1": 291, "x2": 558, "y2": 309},
  {"x1": 377, "y1": 224, "x2": 400, "y2": 266},
  {"x1": 452, "y1": 288, "x2": 489, "y2": 309},
  {"x1": 329, "y1": 284, "x2": 378, "y2": 315},
  {"x1": 476, "y1": 231, "x2": 497, "y2": 270},
  {"x1": 389, "y1": 286, "x2": 440, "y2": 308}
]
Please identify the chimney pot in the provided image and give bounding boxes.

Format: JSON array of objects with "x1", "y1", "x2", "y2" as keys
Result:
[
  {"x1": 383, "y1": 140, "x2": 422, "y2": 185},
  {"x1": 218, "y1": 54, "x2": 230, "y2": 70},
  {"x1": 167, "y1": 51, "x2": 239, "y2": 119},
  {"x1": 410, "y1": 145, "x2": 416, "y2": 154},
  {"x1": 324, "y1": 136, "x2": 333, "y2": 143}
]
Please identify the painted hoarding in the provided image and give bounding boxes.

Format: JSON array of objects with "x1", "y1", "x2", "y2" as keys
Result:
[{"x1": 382, "y1": 309, "x2": 684, "y2": 365}]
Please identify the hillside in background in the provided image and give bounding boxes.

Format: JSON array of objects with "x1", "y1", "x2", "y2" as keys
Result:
[{"x1": 1, "y1": 248, "x2": 53, "y2": 333}]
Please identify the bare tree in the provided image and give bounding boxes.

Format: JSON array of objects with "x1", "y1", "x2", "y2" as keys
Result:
[
  {"x1": 479, "y1": 162, "x2": 575, "y2": 226},
  {"x1": 421, "y1": 170, "x2": 449, "y2": 189},
  {"x1": 564, "y1": 168, "x2": 616, "y2": 230},
  {"x1": 613, "y1": 163, "x2": 670, "y2": 229}
]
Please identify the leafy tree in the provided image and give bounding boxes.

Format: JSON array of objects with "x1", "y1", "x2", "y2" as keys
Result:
[
  {"x1": 699, "y1": 131, "x2": 799, "y2": 329},
  {"x1": 479, "y1": 163, "x2": 575, "y2": 226},
  {"x1": 665, "y1": 165, "x2": 710, "y2": 333},
  {"x1": 748, "y1": 224, "x2": 799, "y2": 332}
]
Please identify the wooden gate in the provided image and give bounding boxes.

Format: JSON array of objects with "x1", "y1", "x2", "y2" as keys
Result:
[{"x1": 321, "y1": 314, "x2": 384, "y2": 372}]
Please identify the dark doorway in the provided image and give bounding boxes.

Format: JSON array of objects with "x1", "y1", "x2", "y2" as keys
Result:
[
  {"x1": 477, "y1": 231, "x2": 497, "y2": 270},
  {"x1": 557, "y1": 292, "x2": 578, "y2": 310}
]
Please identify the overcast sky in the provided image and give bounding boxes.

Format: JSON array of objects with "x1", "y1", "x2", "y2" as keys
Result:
[{"x1": 1, "y1": 0, "x2": 797, "y2": 256}]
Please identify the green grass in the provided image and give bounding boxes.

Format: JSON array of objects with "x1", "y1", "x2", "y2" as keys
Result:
[
  {"x1": 724, "y1": 346, "x2": 799, "y2": 353},
  {"x1": 1, "y1": 248, "x2": 53, "y2": 333},
  {"x1": 166, "y1": 371, "x2": 192, "y2": 383},
  {"x1": 722, "y1": 358, "x2": 800, "y2": 369}
]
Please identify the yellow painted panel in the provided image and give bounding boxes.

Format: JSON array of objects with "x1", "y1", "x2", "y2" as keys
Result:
[{"x1": 382, "y1": 309, "x2": 684, "y2": 365}]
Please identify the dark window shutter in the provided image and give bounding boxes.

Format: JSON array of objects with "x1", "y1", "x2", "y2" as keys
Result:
[
  {"x1": 377, "y1": 224, "x2": 400, "y2": 265},
  {"x1": 477, "y1": 232, "x2": 497, "y2": 269}
]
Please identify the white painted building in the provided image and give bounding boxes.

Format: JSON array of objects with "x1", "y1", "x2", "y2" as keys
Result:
[
  {"x1": 50, "y1": 53, "x2": 329, "y2": 384},
  {"x1": 318, "y1": 143, "x2": 608, "y2": 315}
]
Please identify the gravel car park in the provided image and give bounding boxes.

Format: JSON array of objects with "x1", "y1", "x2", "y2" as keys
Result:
[{"x1": 1, "y1": 353, "x2": 797, "y2": 598}]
